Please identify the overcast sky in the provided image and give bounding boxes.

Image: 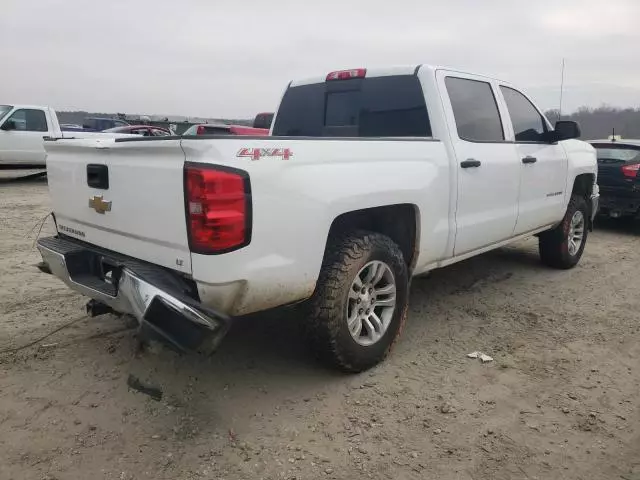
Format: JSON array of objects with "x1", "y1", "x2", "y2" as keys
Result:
[{"x1": 2, "y1": 0, "x2": 639, "y2": 118}]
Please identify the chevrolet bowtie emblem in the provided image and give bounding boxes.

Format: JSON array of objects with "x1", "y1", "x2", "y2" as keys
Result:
[{"x1": 88, "y1": 195, "x2": 112, "y2": 214}]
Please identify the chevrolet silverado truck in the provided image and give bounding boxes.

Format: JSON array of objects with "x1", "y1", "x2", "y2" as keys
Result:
[
  {"x1": 0, "y1": 105, "x2": 135, "y2": 169},
  {"x1": 36, "y1": 65, "x2": 599, "y2": 372}
]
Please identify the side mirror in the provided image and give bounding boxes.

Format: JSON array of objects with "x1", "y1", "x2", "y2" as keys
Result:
[
  {"x1": 550, "y1": 120, "x2": 581, "y2": 142},
  {"x1": 0, "y1": 119, "x2": 16, "y2": 131}
]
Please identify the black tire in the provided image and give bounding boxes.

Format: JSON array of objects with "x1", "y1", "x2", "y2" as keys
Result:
[
  {"x1": 539, "y1": 194, "x2": 589, "y2": 269},
  {"x1": 303, "y1": 230, "x2": 409, "y2": 373}
]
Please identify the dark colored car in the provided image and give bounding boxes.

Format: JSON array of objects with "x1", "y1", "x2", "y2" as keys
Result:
[
  {"x1": 590, "y1": 139, "x2": 640, "y2": 219},
  {"x1": 83, "y1": 117, "x2": 129, "y2": 132},
  {"x1": 103, "y1": 125, "x2": 172, "y2": 136},
  {"x1": 182, "y1": 124, "x2": 269, "y2": 136},
  {"x1": 253, "y1": 112, "x2": 274, "y2": 129}
]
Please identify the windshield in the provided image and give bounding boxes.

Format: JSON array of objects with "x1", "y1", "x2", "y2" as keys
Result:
[{"x1": 0, "y1": 105, "x2": 12, "y2": 121}]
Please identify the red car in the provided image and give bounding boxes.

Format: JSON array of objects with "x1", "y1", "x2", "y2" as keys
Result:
[
  {"x1": 182, "y1": 124, "x2": 269, "y2": 136},
  {"x1": 103, "y1": 125, "x2": 172, "y2": 136}
]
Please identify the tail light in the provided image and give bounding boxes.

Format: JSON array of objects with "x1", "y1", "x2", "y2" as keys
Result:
[
  {"x1": 184, "y1": 163, "x2": 251, "y2": 254},
  {"x1": 621, "y1": 163, "x2": 640, "y2": 179},
  {"x1": 196, "y1": 125, "x2": 206, "y2": 135},
  {"x1": 326, "y1": 68, "x2": 366, "y2": 81}
]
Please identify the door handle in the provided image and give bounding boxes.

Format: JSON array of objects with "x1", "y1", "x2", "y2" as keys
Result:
[
  {"x1": 522, "y1": 156, "x2": 537, "y2": 164},
  {"x1": 460, "y1": 159, "x2": 481, "y2": 168}
]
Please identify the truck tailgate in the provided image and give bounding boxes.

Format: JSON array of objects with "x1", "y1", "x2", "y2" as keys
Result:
[{"x1": 45, "y1": 138, "x2": 192, "y2": 274}]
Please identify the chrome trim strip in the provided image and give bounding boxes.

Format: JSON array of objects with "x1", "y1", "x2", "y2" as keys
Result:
[{"x1": 55, "y1": 214, "x2": 187, "y2": 251}]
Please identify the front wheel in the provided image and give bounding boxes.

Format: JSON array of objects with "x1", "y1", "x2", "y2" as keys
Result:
[
  {"x1": 539, "y1": 194, "x2": 589, "y2": 269},
  {"x1": 303, "y1": 230, "x2": 409, "y2": 372}
]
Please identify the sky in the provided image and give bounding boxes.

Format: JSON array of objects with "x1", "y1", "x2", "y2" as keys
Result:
[{"x1": 2, "y1": 0, "x2": 639, "y2": 118}]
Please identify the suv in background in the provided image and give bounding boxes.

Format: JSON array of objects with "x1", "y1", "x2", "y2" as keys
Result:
[
  {"x1": 590, "y1": 139, "x2": 640, "y2": 219},
  {"x1": 82, "y1": 117, "x2": 129, "y2": 132}
]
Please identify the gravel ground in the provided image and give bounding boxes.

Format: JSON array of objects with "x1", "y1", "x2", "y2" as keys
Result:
[{"x1": 1, "y1": 177, "x2": 639, "y2": 480}]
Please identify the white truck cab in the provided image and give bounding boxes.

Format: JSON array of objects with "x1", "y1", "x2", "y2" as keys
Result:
[
  {"x1": 36, "y1": 64, "x2": 599, "y2": 372},
  {"x1": 0, "y1": 104, "x2": 136, "y2": 169},
  {"x1": 0, "y1": 105, "x2": 59, "y2": 167}
]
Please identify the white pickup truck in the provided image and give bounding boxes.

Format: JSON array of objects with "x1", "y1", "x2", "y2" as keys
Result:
[
  {"x1": 0, "y1": 104, "x2": 135, "y2": 169},
  {"x1": 36, "y1": 65, "x2": 599, "y2": 372}
]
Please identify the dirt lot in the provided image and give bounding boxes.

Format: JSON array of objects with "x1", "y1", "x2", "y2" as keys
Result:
[{"x1": 1, "y1": 177, "x2": 639, "y2": 480}]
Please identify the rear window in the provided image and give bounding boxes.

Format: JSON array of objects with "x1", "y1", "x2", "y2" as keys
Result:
[
  {"x1": 272, "y1": 75, "x2": 431, "y2": 137},
  {"x1": 593, "y1": 145, "x2": 640, "y2": 162},
  {"x1": 203, "y1": 126, "x2": 233, "y2": 135},
  {"x1": 182, "y1": 125, "x2": 233, "y2": 136},
  {"x1": 253, "y1": 113, "x2": 274, "y2": 129}
]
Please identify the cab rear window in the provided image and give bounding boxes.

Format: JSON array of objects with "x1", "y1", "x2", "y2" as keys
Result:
[{"x1": 272, "y1": 75, "x2": 431, "y2": 138}]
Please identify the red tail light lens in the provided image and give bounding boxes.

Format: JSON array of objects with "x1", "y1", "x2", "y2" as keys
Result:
[
  {"x1": 621, "y1": 163, "x2": 640, "y2": 179},
  {"x1": 184, "y1": 164, "x2": 251, "y2": 254},
  {"x1": 326, "y1": 68, "x2": 366, "y2": 81}
]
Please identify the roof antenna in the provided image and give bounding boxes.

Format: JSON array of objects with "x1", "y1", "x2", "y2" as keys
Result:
[{"x1": 558, "y1": 58, "x2": 565, "y2": 121}]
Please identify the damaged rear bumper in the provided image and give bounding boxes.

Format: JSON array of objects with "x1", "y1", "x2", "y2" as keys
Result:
[{"x1": 36, "y1": 236, "x2": 230, "y2": 355}]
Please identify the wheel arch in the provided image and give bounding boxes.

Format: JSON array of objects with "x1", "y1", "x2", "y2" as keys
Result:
[
  {"x1": 571, "y1": 173, "x2": 596, "y2": 229},
  {"x1": 324, "y1": 204, "x2": 420, "y2": 272}
]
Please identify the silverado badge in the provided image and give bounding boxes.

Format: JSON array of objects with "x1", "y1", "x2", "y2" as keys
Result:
[{"x1": 88, "y1": 195, "x2": 112, "y2": 214}]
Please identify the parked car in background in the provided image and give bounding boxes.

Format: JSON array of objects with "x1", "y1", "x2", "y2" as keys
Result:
[
  {"x1": 37, "y1": 64, "x2": 597, "y2": 372},
  {"x1": 182, "y1": 123, "x2": 268, "y2": 136},
  {"x1": 103, "y1": 125, "x2": 172, "y2": 136},
  {"x1": 590, "y1": 138, "x2": 640, "y2": 219},
  {"x1": 0, "y1": 104, "x2": 137, "y2": 169},
  {"x1": 253, "y1": 112, "x2": 274, "y2": 129},
  {"x1": 82, "y1": 117, "x2": 129, "y2": 132},
  {"x1": 60, "y1": 123, "x2": 83, "y2": 130}
]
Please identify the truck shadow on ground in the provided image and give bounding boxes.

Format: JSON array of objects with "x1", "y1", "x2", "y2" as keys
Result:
[
  {"x1": 124, "y1": 242, "x2": 542, "y2": 398},
  {"x1": 101, "y1": 241, "x2": 550, "y2": 444},
  {"x1": 197, "y1": 243, "x2": 539, "y2": 372}
]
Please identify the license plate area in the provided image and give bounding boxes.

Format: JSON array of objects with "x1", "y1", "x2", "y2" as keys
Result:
[
  {"x1": 65, "y1": 250, "x2": 121, "y2": 296},
  {"x1": 98, "y1": 258, "x2": 122, "y2": 286}
]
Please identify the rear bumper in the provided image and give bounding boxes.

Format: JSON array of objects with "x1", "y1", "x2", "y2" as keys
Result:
[
  {"x1": 597, "y1": 185, "x2": 640, "y2": 217},
  {"x1": 36, "y1": 236, "x2": 231, "y2": 354}
]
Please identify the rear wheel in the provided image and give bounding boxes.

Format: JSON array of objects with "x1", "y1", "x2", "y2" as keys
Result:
[
  {"x1": 539, "y1": 194, "x2": 589, "y2": 269},
  {"x1": 304, "y1": 230, "x2": 409, "y2": 372}
]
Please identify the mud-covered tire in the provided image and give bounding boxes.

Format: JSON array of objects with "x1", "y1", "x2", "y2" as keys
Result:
[
  {"x1": 539, "y1": 195, "x2": 589, "y2": 269},
  {"x1": 303, "y1": 230, "x2": 409, "y2": 373}
]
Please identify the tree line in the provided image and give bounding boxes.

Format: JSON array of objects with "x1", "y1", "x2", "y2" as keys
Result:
[{"x1": 546, "y1": 106, "x2": 640, "y2": 140}]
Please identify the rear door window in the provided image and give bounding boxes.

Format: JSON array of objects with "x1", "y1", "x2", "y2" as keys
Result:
[
  {"x1": 272, "y1": 75, "x2": 431, "y2": 137},
  {"x1": 445, "y1": 77, "x2": 504, "y2": 142}
]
